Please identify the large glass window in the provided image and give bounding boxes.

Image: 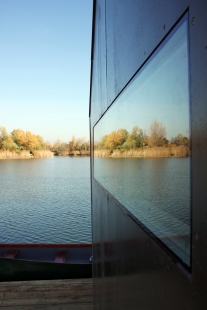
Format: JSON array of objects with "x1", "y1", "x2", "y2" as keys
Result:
[{"x1": 94, "y1": 14, "x2": 191, "y2": 266}]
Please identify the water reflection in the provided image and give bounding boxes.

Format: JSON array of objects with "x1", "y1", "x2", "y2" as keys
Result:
[{"x1": 94, "y1": 14, "x2": 190, "y2": 266}]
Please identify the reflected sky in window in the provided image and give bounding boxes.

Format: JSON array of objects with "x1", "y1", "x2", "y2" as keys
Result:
[
  {"x1": 94, "y1": 14, "x2": 191, "y2": 266},
  {"x1": 95, "y1": 16, "x2": 189, "y2": 143}
]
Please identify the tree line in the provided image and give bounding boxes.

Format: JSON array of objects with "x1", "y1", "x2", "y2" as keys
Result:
[
  {"x1": 0, "y1": 127, "x2": 48, "y2": 152},
  {"x1": 0, "y1": 126, "x2": 90, "y2": 154},
  {"x1": 1, "y1": 120, "x2": 189, "y2": 154},
  {"x1": 50, "y1": 136, "x2": 90, "y2": 155},
  {"x1": 95, "y1": 120, "x2": 190, "y2": 151}
]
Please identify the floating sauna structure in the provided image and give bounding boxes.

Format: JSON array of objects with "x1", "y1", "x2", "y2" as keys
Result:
[{"x1": 89, "y1": 0, "x2": 207, "y2": 309}]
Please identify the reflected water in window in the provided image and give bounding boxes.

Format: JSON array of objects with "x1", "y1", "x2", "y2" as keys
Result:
[{"x1": 94, "y1": 14, "x2": 191, "y2": 266}]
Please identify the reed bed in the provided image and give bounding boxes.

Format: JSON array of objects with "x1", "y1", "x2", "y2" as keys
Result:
[
  {"x1": 69, "y1": 150, "x2": 81, "y2": 156},
  {"x1": 94, "y1": 146, "x2": 190, "y2": 158},
  {"x1": 80, "y1": 150, "x2": 90, "y2": 156},
  {"x1": 32, "y1": 150, "x2": 53, "y2": 158},
  {"x1": 0, "y1": 150, "x2": 31, "y2": 159},
  {"x1": 94, "y1": 150, "x2": 111, "y2": 157},
  {"x1": 68, "y1": 150, "x2": 90, "y2": 156}
]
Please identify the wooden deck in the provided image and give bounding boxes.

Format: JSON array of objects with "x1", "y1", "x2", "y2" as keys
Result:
[{"x1": 0, "y1": 278, "x2": 93, "y2": 309}]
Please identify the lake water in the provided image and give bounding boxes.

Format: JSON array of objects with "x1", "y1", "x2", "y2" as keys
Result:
[
  {"x1": 0, "y1": 157, "x2": 91, "y2": 244},
  {"x1": 0, "y1": 156, "x2": 191, "y2": 265},
  {"x1": 94, "y1": 157, "x2": 191, "y2": 266}
]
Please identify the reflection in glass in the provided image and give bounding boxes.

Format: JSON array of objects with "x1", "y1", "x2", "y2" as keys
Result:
[{"x1": 94, "y1": 14, "x2": 191, "y2": 266}]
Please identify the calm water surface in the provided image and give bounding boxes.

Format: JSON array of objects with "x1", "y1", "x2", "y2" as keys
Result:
[
  {"x1": 0, "y1": 155, "x2": 191, "y2": 265},
  {"x1": 94, "y1": 157, "x2": 191, "y2": 265},
  {"x1": 95, "y1": 158, "x2": 190, "y2": 223},
  {"x1": 0, "y1": 157, "x2": 91, "y2": 244}
]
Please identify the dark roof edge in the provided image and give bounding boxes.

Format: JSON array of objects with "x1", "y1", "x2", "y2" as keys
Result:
[{"x1": 89, "y1": 0, "x2": 96, "y2": 118}]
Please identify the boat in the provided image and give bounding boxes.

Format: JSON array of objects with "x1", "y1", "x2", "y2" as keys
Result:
[{"x1": 0, "y1": 243, "x2": 92, "y2": 282}]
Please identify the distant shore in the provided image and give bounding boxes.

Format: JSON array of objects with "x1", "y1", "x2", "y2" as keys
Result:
[
  {"x1": 0, "y1": 149, "x2": 90, "y2": 159},
  {"x1": 53, "y1": 150, "x2": 90, "y2": 157},
  {"x1": 94, "y1": 146, "x2": 190, "y2": 158},
  {"x1": 0, "y1": 150, "x2": 53, "y2": 159},
  {"x1": 0, "y1": 146, "x2": 189, "y2": 159}
]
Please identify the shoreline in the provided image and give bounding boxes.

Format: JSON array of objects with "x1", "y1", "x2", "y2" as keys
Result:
[
  {"x1": 94, "y1": 145, "x2": 190, "y2": 158},
  {"x1": 0, "y1": 150, "x2": 90, "y2": 159},
  {"x1": 0, "y1": 150, "x2": 53, "y2": 160},
  {"x1": 53, "y1": 150, "x2": 90, "y2": 157},
  {"x1": 0, "y1": 146, "x2": 190, "y2": 159}
]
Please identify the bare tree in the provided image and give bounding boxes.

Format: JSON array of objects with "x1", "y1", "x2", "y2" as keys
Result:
[
  {"x1": 148, "y1": 120, "x2": 166, "y2": 147},
  {"x1": 171, "y1": 134, "x2": 190, "y2": 147}
]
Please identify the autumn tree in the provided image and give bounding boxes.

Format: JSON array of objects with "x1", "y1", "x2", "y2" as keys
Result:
[
  {"x1": 12, "y1": 129, "x2": 47, "y2": 151},
  {"x1": 53, "y1": 139, "x2": 61, "y2": 150},
  {"x1": 36, "y1": 135, "x2": 47, "y2": 150},
  {"x1": 0, "y1": 126, "x2": 15, "y2": 150},
  {"x1": 96, "y1": 135, "x2": 108, "y2": 150},
  {"x1": 86, "y1": 140, "x2": 90, "y2": 150},
  {"x1": 148, "y1": 120, "x2": 166, "y2": 147},
  {"x1": 103, "y1": 129, "x2": 128, "y2": 150},
  {"x1": 81, "y1": 140, "x2": 90, "y2": 150},
  {"x1": 69, "y1": 136, "x2": 77, "y2": 151},
  {"x1": 76, "y1": 138, "x2": 90, "y2": 150},
  {"x1": 124, "y1": 126, "x2": 145, "y2": 149},
  {"x1": 25, "y1": 131, "x2": 37, "y2": 150},
  {"x1": 12, "y1": 129, "x2": 27, "y2": 149},
  {"x1": 76, "y1": 137, "x2": 86, "y2": 150},
  {"x1": 171, "y1": 134, "x2": 190, "y2": 147}
]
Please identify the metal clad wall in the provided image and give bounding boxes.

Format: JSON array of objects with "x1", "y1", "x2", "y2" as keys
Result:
[
  {"x1": 90, "y1": 0, "x2": 107, "y2": 123},
  {"x1": 90, "y1": 0, "x2": 190, "y2": 126},
  {"x1": 90, "y1": 0, "x2": 207, "y2": 309},
  {"x1": 190, "y1": 0, "x2": 207, "y2": 294}
]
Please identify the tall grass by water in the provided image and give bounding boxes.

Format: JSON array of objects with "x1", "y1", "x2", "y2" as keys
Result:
[
  {"x1": 94, "y1": 146, "x2": 190, "y2": 158},
  {"x1": 32, "y1": 150, "x2": 53, "y2": 158},
  {"x1": 0, "y1": 150, "x2": 31, "y2": 159},
  {"x1": 0, "y1": 150, "x2": 53, "y2": 159}
]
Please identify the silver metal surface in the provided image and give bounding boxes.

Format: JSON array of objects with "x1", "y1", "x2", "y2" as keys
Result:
[{"x1": 90, "y1": 0, "x2": 207, "y2": 309}]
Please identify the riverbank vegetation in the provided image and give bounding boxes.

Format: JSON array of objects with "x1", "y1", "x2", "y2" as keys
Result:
[
  {"x1": 0, "y1": 126, "x2": 54, "y2": 158},
  {"x1": 94, "y1": 120, "x2": 190, "y2": 158},
  {"x1": 50, "y1": 136, "x2": 90, "y2": 156},
  {"x1": 0, "y1": 127, "x2": 48, "y2": 152},
  {"x1": 0, "y1": 126, "x2": 90, "y2": 158}
]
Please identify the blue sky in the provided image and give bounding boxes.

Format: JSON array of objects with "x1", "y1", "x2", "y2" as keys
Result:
[
  {"x1": 0, "y1": 0, "x2": 93, "y2": 143},
  {"x1": 95, "y1": 17, "x2": 190, "y2": 142}
]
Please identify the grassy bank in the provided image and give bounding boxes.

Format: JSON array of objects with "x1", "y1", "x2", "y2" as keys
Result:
[
  {"x1": 94, "y1": 146, "x2": 190, "y2": 158},
  {"x1": 32, "y1": 150, "x2": 53, "y2": 158},
  {"x1": 0, "y1": 150, "x2": 53, "y2": 159},
  {"x1": 54, "y1": 150, "x2": 90, "y2": 156},
  {"x1": 0, "y1": 150, "x2": 31, "y2": 159}
]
